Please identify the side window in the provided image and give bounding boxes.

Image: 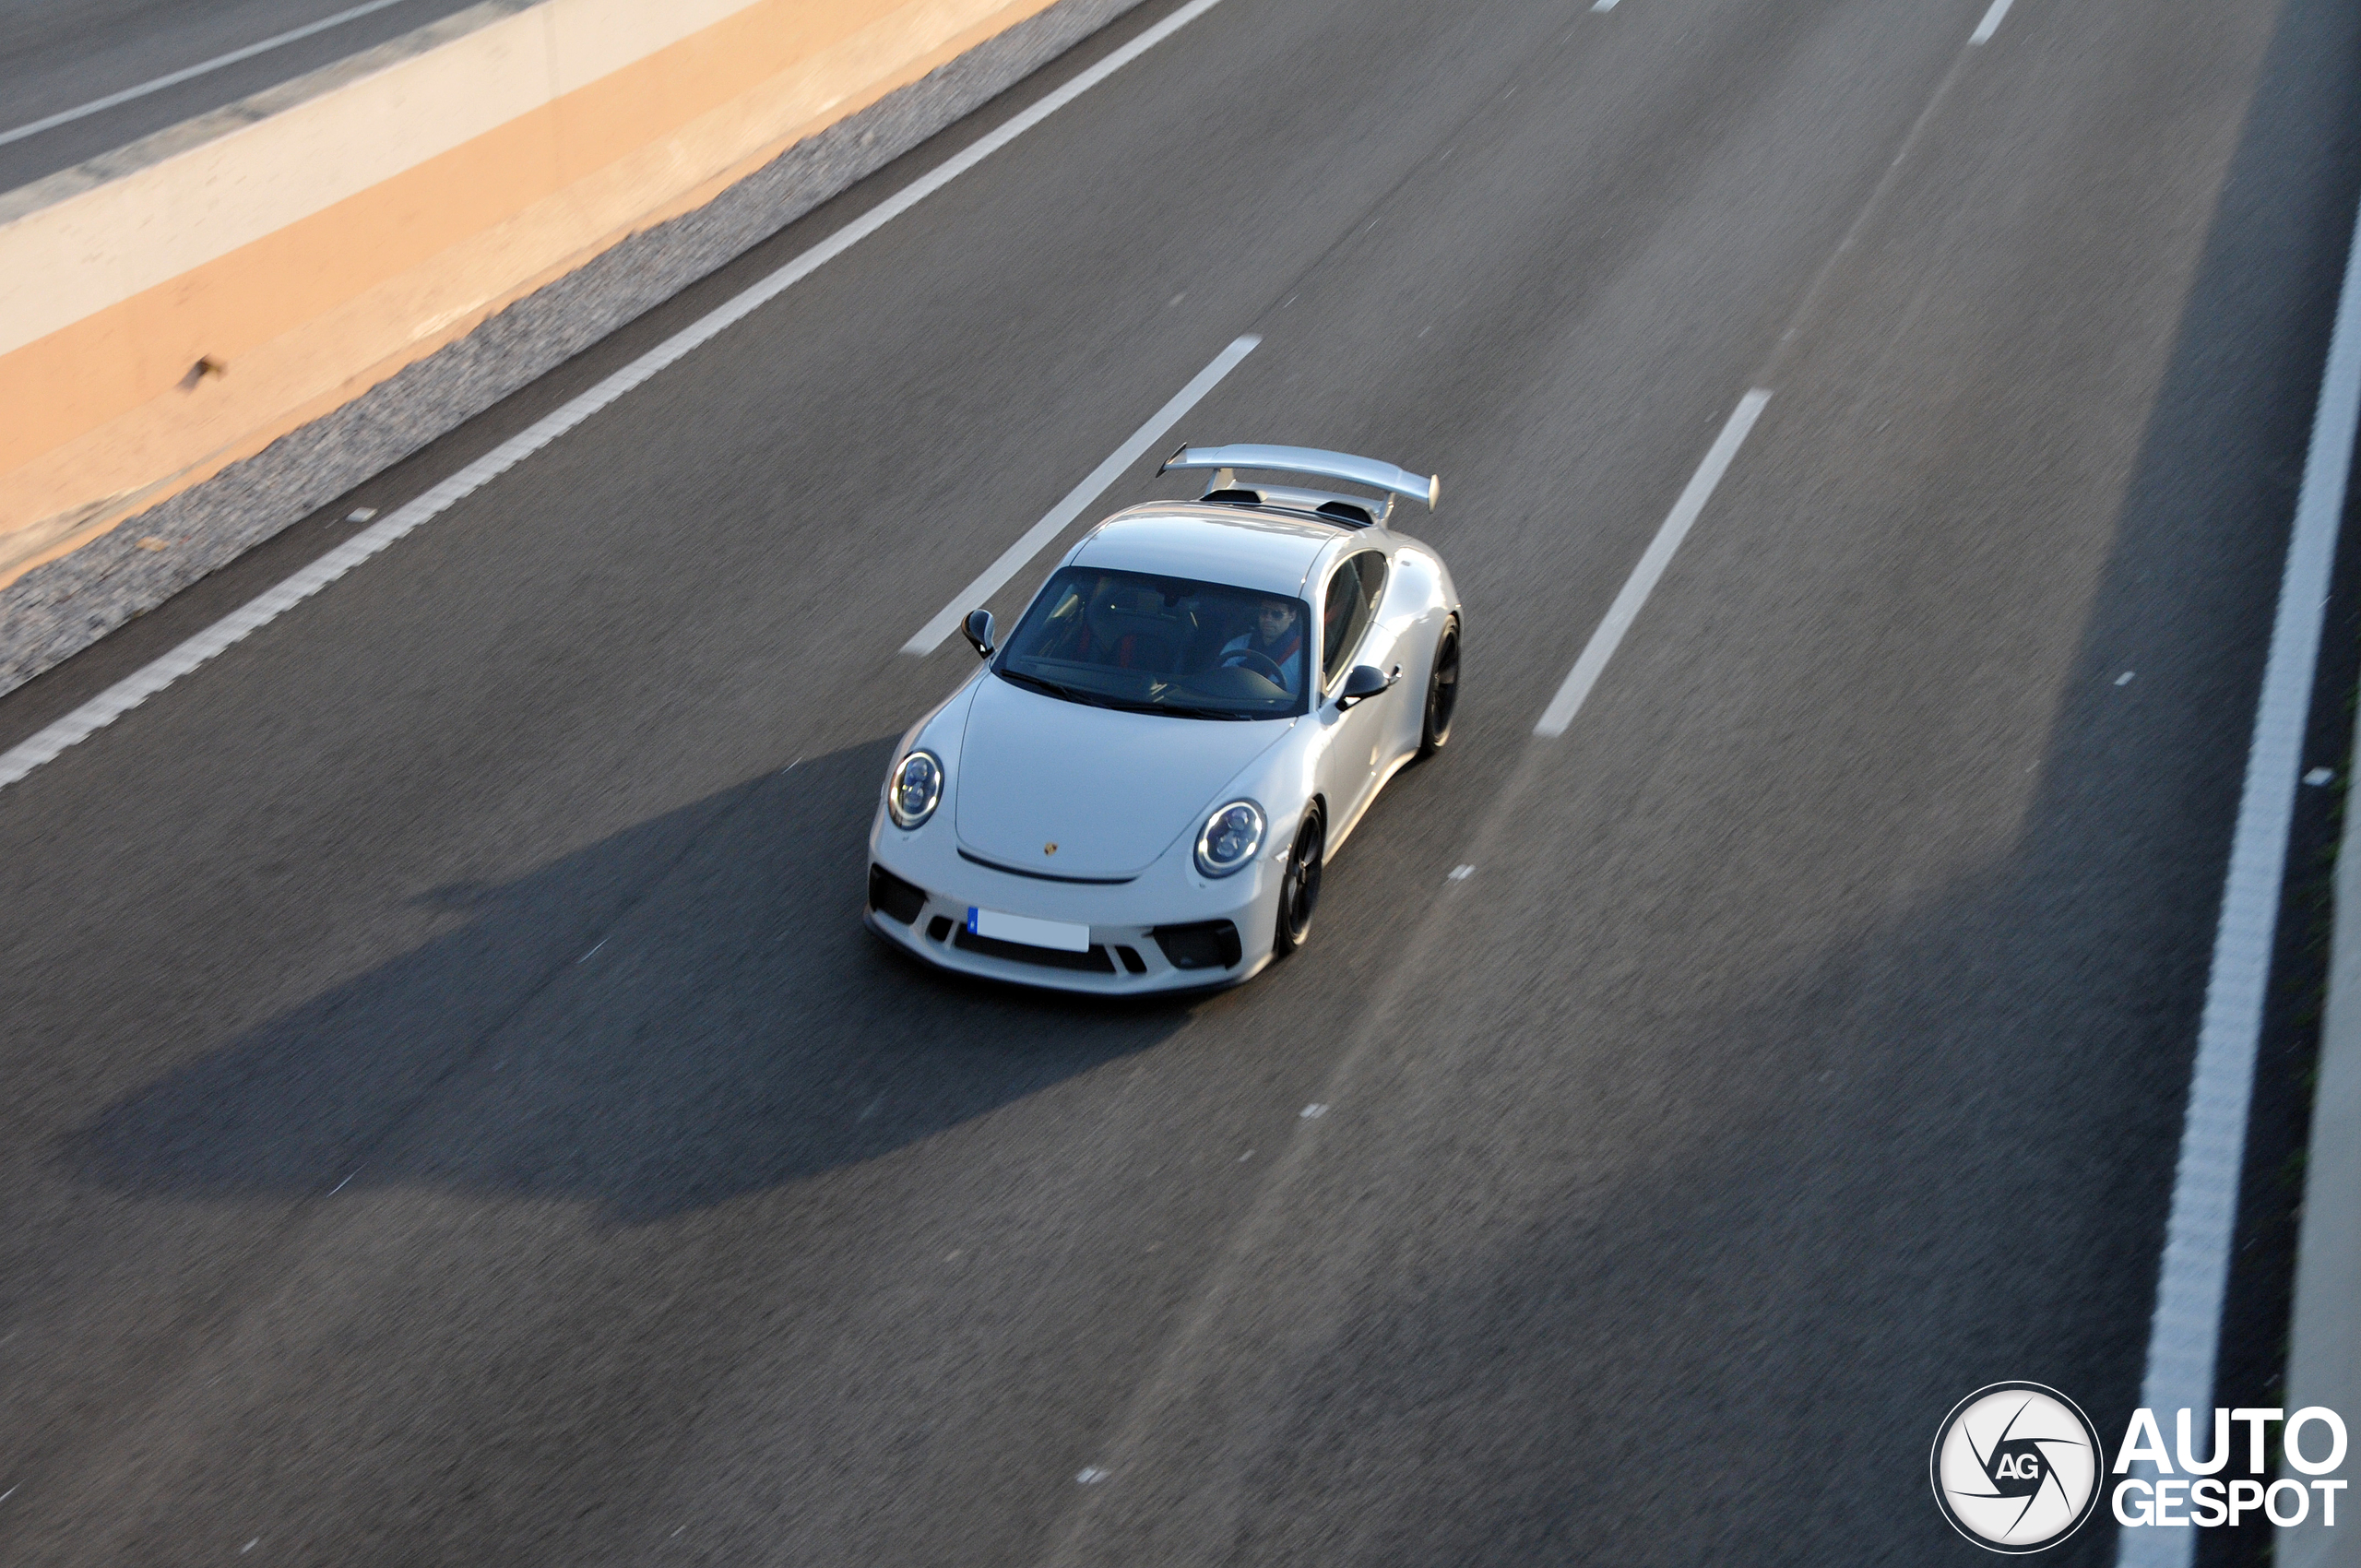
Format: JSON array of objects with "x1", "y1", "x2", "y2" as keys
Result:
[
  {"x1": 1355, "y1": 550, "x2": 1389, "y2": 618},
  {"x1": 1321, "y1": 551, "x2": 1388, "y2": 686}
]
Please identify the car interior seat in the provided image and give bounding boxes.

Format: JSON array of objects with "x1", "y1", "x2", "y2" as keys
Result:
[{"x1": 1085, "y1": 582, "x2": 1188, "y2": 671}]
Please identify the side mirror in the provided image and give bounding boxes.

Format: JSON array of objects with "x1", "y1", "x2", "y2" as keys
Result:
[
  {"x1": 961, "y1": 608, "x2": 995, "y2": 659},
  {"x1": 1336, "y1": 663, "x2": 1394, "y2": 708}
]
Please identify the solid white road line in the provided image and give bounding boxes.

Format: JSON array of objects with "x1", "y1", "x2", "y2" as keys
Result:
[
  {"x1": 0, "y1": 0, "x2": 1236, "y2": 795},
  {"x1": 0, "y1": 0, "x2": 420, "y2": 148},
  {"x1": 1968, "y1": 0, "x2": 2016, "y2": 46},
  {"x1": 900, "y1": 335, "x2": 1260, "y2": 656},
  {"x1": 1533, "y1": 389, "x2": 1772, "y2": 738},
  {"x1": 2116, "y1": 165, "x2": 2361, "y2": 1568}
]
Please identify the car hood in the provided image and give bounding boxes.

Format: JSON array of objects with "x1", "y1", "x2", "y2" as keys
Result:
[{"x1": 954, "y1": 675, "x2": 1292, "y2": 878}]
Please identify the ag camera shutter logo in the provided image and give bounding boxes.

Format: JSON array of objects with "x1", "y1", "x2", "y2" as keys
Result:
[{"x1": 1930, "y1": 1383, "x2": 2105, "y2": 1552}]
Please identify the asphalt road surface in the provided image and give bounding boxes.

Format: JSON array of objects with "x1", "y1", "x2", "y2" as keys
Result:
[
  {"x1": 5, "y1": 0, "x2": 2361, "y2": 1562},
  {"x1": 0, "y1": 0, "x2": 475, "y2": 194}
]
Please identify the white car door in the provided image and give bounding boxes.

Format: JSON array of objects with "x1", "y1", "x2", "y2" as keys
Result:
[{"x1": 1311, "y1": 548, "x2": 1407, "y2": 844}]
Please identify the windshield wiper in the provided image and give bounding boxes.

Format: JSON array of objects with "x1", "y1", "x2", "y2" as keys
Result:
[
  {"x1": 1074, "y1": 693, "x2": 1253, "y2": 719},
  {"x1": 1000, "y1": 669, "x2": 1270, "y2": 720},
  {"x1": 997, "y1": 668, "x2": 1121, "y2": 708},
  {"x1": 1156, "y1": 704, "x2": 1260, "y2": 721}
]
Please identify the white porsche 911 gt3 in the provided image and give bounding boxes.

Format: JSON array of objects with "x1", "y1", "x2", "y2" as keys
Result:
[{"x1": 865, "y1": 444, "x2": 1461, "y2": 992}]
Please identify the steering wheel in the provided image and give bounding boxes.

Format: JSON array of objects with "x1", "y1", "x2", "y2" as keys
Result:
[{"x1": 1222, "y1": 649, "x2": 1287, "y2": 685}]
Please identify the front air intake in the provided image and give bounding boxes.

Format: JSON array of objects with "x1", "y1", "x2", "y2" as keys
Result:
[
  {"x1": 953, "y1": 930, "x2": 1118, "y2": 973},
  {"x1": 1152, "y1": 920, "x2": 1242, "y2": 971},
  {"x1": 867, "y1": 863, "x2": 927, "y2": 925}
]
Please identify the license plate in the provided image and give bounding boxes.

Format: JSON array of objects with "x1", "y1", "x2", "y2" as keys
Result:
[{"x1": 967, "y1": 907, "x2": 1091, "y2": 953}]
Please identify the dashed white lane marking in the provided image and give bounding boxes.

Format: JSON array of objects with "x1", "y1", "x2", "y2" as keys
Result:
[
  {"x1": 0, "y1": 0, "x2": 1239, "y2": 796},
  {"x1": 1075, "y1": 1467, "x2": 1109, "y2": 1484},
  {"x1": 901, "y1": 333, "x2": 1262, "y2": 656},
  {"x1": 1591, "y1": 0, "x2": 1619, "y2": 12},
  {"x1": 1448, "y1": 863, "x2": 1475, "y2": 881},
  {"x1": 2116, "y1": 160, "x2": 2361, "y2": 1568},
  {"x1": 1534, "y1": 390, "x2": 1772, "y2": 738},
  {"x1": 2117, "y1": 670, "x2": 2137, "y2": 685},
  {"x1": 2307, "y1": 767, "x2": 2335, "y2": 787},
  {"x1": 0, "y1": 0, "x2": 420, "y2": 148},
  {"x1": 1968, "y1": 0, "x2": 2016, "y2": 45},
  {"x1": 1299, "y1": 1103, "x2": 1328, "y2": 1120}
]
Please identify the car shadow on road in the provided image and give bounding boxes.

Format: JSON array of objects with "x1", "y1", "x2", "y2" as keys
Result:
[{"x1": 59, "y1": 736, "x2": 1202, "y2": 1223}]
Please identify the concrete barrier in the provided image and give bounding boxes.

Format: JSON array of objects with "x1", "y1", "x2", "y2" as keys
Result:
[{"x1": 0, "y1": 0, "x2": 1141, "y2": 691}]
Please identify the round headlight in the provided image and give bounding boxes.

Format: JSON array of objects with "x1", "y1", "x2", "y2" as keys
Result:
[
  {"x1": 1194, "y1": 799, "x2": 1265, "y2": 878},
  {"x1": 886, "y1": 749, "x2": 943, "y2": 829}
]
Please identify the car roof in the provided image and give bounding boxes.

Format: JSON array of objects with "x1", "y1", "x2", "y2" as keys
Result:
[{"x1": 1065, "y1": 505, "x2": 1358, "y2": 598}]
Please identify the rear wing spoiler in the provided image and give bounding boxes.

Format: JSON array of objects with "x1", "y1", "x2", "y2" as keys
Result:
[{"x1": 1159, "y1": 443, "x2": 1441, "y2": 511}]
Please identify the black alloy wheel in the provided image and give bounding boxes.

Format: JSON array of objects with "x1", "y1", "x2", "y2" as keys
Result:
[
  {"x1": 1274, "y1": 808, "x2": 1325, "y2": 956},
  {"x1": 1418, "y1": 616, "x2": 1460, "y2": 756}
]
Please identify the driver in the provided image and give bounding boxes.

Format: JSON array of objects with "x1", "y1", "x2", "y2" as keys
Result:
[{"x1": 1218, "y1": 598, "x2": 1304, "y2": 695}]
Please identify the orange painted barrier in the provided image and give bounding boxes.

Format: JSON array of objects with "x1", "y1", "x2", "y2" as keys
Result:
[{"x1": 0, "y1": 0, "x2": 1077, "y2": 589}]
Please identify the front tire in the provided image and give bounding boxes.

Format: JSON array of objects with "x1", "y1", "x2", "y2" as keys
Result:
[
  {"x1": 1418, "y1": 616, "x2": 1461, "y2": 757},
  {"x1": 1273, "y1": 807, "x2": 1325, "y2": 957}
]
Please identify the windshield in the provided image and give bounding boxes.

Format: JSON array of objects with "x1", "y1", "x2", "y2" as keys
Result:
[{"x1": 993, "y1": 566, "x2": 1311, "y2": 719}]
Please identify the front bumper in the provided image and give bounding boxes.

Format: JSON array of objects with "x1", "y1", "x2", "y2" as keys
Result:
[{"x1": 864, "y1": 819, "x2": 1281, "y2": 995}]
